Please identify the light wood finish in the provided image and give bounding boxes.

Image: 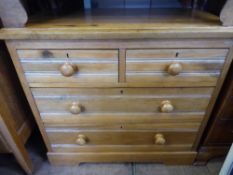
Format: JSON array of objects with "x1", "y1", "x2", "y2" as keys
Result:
[
  {"x1": 193, "y1": 47, "x2": 233, "y2": 150},
  {"x1": 167, "y1": 63, "x2": 183, "y2": 76},
  {"x1": 40, "y1": 115, "x2": 201, "y2": 130},
  {"x1": 160, "y1": 101, "x2": 174, "y2": 113},
  {"x1": 1, "y1": 8, "x2": 233, "y2": 40},
  {"x1": 9, "y1": 40, "x2": 233, "y2": 50},
  {"x1": 126, "y1": 49, "x2": 228, "y2": 59},
  {"x1": 18, "y1": 49, "x2": 118, "y2": 85},
  {"x1": 126, "y1": 49, "x2": 227, "y2": 86},
  {"x1": 6, "y1": 38, "x2": 233, "y2": 165},
  {"x1": 46, "y1": 129, "x2": 197, "y2": 145},
  {"x1": 48, "y1": 152, "x2": 197, "y2": 165},
  {"x1": 196, "y1": 60, "x2": 233, "y2": 163},
  {"x1": 41, "y1": 113, "x2": 204, "y2": 128},
  {"x1": 32, "y1": 88, "x2": 212, "y2": 114},
  {"x1": 17, "y1": 49, "x2": 118, "y2": 59},
  {"x1": 75, "y1": 135, "x2": 88, "y2": 145},
  {"x1": 69, "y1": 102, "x2": 82, "y2": 115},
  {"x1": 119, "y1": 48, "x2": 126, "y2": 82},
  {"x1": 44, "y1": 123, "x2": 200, "y2": 130},
  {"x1": 155, "y1": 133, "x2": 166, "y2": 145},
  {"x1": 51, "y1": 144, "x2": 193, "y2": 153},
  {"x1": 59, "y1": 63, "x2": 77, "y2": 77},
  {"x1": 3, "y1": 16, "x2": 233, "y2": 165}
]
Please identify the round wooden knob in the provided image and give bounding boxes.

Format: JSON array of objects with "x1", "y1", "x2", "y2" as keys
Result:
[
  {"x1": 167, "y1": 63, "x2": 182, "y2": 76},
  {"x1": 155, "y1": 134, "x2": 166, "y2": 145},
  {"x1": 60, "y1": 62, "x2": 77, "y2": 77},
  {"x1": 160, "y1": 100, "x2": 174, "y2": 113},
  {"x1": 76, "y1": 135, "x2": 87, "y2": 145},
  {"x1": 70, "y1": 102, "x2": 82, "y2": 114}
]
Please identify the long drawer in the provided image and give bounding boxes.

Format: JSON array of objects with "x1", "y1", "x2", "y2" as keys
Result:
[
  {"x1": 17, "y1": 49, "x2": 118, "y2": 84},
  {"x1": 32, "y1": 87, "x2": 213, "y2": 115},
  {"x1": 126, "y1": 49, "x2": 228, "y2": 86},
  {"x1": 51, "y1": 144, "x2": 193, "y2": 153},
  {"x1": 47, "y1": 129, "x2": 197, "y2": 146}
]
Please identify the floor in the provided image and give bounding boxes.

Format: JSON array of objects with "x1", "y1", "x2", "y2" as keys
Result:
[
  {"x1": 0, "y1": 132, "x2": 225, "y2": 175},
  {"x1": 0, "y1": 149, "x2": 224, "y2": 175}
]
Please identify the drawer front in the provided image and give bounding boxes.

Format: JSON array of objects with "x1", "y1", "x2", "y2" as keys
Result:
[
  {"x1": 126, "y1": 49, "x2": 228, "y2": 86},
  {"x1": 32, "y1": 87, "x2": 213, "y2": 115},
  {"x1": 51, "y1": 144, "x2": 193, "y2": 153},
  {"x1": 47, "y1": 129, "x2": 197, "y2": 146},
  {"x1": 17, "y1": 49, "x2": 118, "y2": 84},
  {"x1": 41, "y1": 113, "x2": 203, "y2": 129}
]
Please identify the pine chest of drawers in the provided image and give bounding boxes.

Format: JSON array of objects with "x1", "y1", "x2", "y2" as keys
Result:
[{"x1": 5, "y1": 39, "x2": 233, "y2": 165}]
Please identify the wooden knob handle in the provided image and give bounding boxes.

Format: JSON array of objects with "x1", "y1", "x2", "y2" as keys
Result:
[
  {"x1": 155, "y1": 134, "x2": 166, "y2": 145},
  {"x1": 76, "y1": 135, "x2": 87, "y2": 145},
  {"x1": 160, "y1": 100, "x2": 174, "y2": 113},
  {"x1": 60, "y1": 62, "x2": 77, "y2": 77},
  {"x1": 167, "y1": 63, "x2": 182, "y2": 76},
  {"x1": 70, "y1": 102, "x2": 82, "y2": 114}
]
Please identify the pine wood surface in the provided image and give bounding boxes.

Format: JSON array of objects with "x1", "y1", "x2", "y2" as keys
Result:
[
  {"x1": 1, "y1": 9, "x2": 233, "y2": 39},
  {"x1": 48, "y1": 151, "x2": 197, "y2": 165},
  {"x1": 3, "y1": 8, "x2": 233, "y2": 164}
]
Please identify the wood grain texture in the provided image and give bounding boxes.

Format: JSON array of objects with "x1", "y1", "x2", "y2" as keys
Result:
[
  {"x1": 44, "y1": 123, "x2": 200, "y2": 130},
  {"x1": 1, "y1": 9, "x2": 233, "y2": 39},
  {"x1": 41, "y1": 113, "x2": 204, "y2": 128},
  {"x1": 48, "y1": 151, "x2": 197, "y2": 165},
  {"x1": 193, "y1": 47, "x2": 233, "y2": 150},
  {"x1": 32, "y1": 87, "x2": 212, "y2": 114},
  {"x1": 51, "y1": 144, "x2": 193, "y2": 153},
  {"x1": 18, "y1": 49, "x2": 118, "y2": 85},
  {"x1": 46, "y1": 129, "x2": 197, "y2": 145},
  {"x1": 126, "y1": 49, "x2": 225, "y2": 86},
  {"x1": 1, "y1": 28, "x2": 233, "y2": 40},
  {"x1": 9, "y1": 39, "x2": 233, "y2": 50},
  {"x1": 196, "y1": 58, "x2": 233, "y2": 163},
  {"x1": 119, "y1": 49, "x2": 126, "y2": 82},
  {"x1": 4, "y1": 36, "x2": 233, "y2": 165}
]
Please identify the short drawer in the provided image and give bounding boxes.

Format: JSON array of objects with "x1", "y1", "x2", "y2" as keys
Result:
[
  {"x1": 17, "y1": 49, "x2": 118, "y2": 85},
  {"x1": 32, "y1": 87, "x2": 213, "y2": 115},
  {"x1": 126, "y1": 49, "x2": 228, "y2": 86},
  {"x1": 47, "y1": 129, "x2": 197, "y2": 146}
]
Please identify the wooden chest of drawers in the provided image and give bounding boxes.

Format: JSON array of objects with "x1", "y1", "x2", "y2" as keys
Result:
[{"x1": 5, "y1": 39, "x2": 233, "y2": 165}]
